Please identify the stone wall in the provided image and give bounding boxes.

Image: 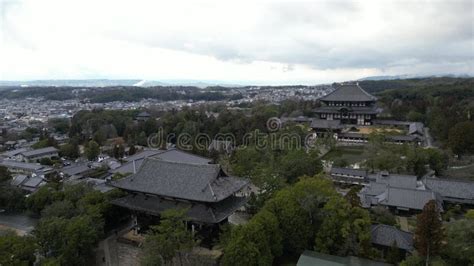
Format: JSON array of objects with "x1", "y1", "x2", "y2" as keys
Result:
[{"x1": 115, "y1": 240, "x2": 222, "y2": 266}]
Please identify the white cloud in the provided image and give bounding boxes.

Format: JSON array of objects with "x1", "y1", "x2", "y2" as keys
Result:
[{"x1": 0, "y1": 0, "x2": 472, "y2": 84}]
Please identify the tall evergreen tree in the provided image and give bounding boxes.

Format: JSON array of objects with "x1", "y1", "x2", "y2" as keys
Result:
[{"x1": 414, "y1": 200, "x2": 444, "y2": 265}]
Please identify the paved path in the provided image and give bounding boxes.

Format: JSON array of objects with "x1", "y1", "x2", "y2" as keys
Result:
[
  {"x1": 0, "y1": 213, "x2": 37, "y2": 235},
  {"x1": 424, "y1": 127, "x2": 434, "y2": 148},
  {"x1": 97, "y1": 223, "x2": 133, "y2": 266},
  {"x1": 397, "y1": 216, "x2": 409, "y2": 232}
]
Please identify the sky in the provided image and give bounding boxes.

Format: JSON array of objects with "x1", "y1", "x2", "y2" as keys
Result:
[{"x1": 0, "y1": 0, "x2": 473, "y2": 85}]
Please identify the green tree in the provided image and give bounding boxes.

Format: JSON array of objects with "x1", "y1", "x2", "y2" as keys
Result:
[
  {"x1": 345, "y1": 187, "x2": 361, "y2": 208},
  {"x1": 222, "y1": 210, "x2": 282, "y2": 266},
  {"x1": 0, "y1": 233, "x2": 37, "y2": 266},
  {"x1": 26, "y1": 185, "x2": 64, "y2": 215},
  {"x1": 387, "y1": 241, "x2": 402, "y2": 264},
  {"x1": 39, "y1": 157, "x2": 54, "y2": 165},
  {"x1": 448, "y1": 121, "x2": 474, "y2": 155},
  {"x1": 85, "y1": 140, "x2": 100, "y2": 161},
  {"x1": 263, "y1": 176, "x2": 337, "y2": 254},
  {"x1": 443, "y1": 218, "x2": 474, "y2": 265},
  {"x1": 370, "y1": 206, "x2": 397, "y2": 226},
  {"x1": 41, "y1": 200, "x2": 77, "y2": 219},
  {"x1": 0, "y1": 165, "x2": 12, "y2": 182},
  {"x1": 277, "y1": 149, "x2": 322, "y2": 183},
  {"x1": 141, "y1": 209, "x2": 196, "y2": 266},
  {"x1": 128, "y1": 145, "x2": 137, "y2": 155},
  {"x1": 314, "y1": 197, "x2": 371, "y2": 257},
  {"x1": 49, "y1": 118, "x2": 70, "y2": 134},
  {"x1": 424, "y1": 148, "x2": 448, "y2": 176},
  {"x1": 0, "y1": 185, "x2": 25, "y2": 211},
  {"x1": 414, "y1": 200, "x2": 444, "y2": 264},
  {"x1": 59, "y1": 143, "x2": 80, "y2": 159},
  {"x1": 113, "y1": 144, "x2": 125, "y2": 159},
  {"x1": 35, "y1": 215, "x2": 101, "y2": 265},
  {"x1": 400, "y1": 253, "x2": 425, "y2": 266},
  {"x1": 407, "y1": 111, "x2": 424, "y2": 122}
]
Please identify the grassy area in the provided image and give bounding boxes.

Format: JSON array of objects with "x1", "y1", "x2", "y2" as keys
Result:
[
  {"x1": 322, "y1": 146, "x2": 370, "y2": 165},
  {"x1": 444, "y1": 164, "x2": 474, "y2": 180}
]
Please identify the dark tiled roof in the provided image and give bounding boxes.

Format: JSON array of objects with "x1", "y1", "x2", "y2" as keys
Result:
[
  {"x1": 152, "y1": 149, "x2": 213, "y2": 164},
  {"x1": 111, "y1": 194, "x2": 247, "y2": 223},
  {"x1": 371, "y1": 224, "x2": 414, "y2": 251},
  {"x1": 381, "y1": 187, "x2": 439, "y2": 211},
  {"x1": 320, "y1": 83, "x2": 377, "y2": 102},
  {"x1": 136, "y1": 111, "x2": 151, "y2": 117},
  {"x1": 22, "y1": 176, "x2": 45, "y2": 188},
  {"x1": 297, "y1": 250, "x2": 390, "y2": 266},
  {"x1": 115, "y1": 149, "x2": 212, "y2": 176},
  {"x1": 11, "y1": 174, "x2": 28, "y2": 186},
  {"x1": 331, "y1": 167, "x2": 367, "y2": 178},
  {"x1": 21, "y1": 147, "x2": 58, "y2": 157},
  {"x1": 424, "y1": 177, "x2": 474, "y2": 201},
  {"x1": 123, "y1": 149, "x2": 164, "y2": 162},
  {"x1": 110, "y1": 159, "x2": 144, "y2": 175},
  {"x1": 111, "y1": 158, "x2": 248, "y2": 202},
  {"x1": 314, "y1": 106, "x2": 380, "y2": 114},
  {"x1": 1, "y1": 148, "x2": 28, "y2": 157},
  {"x1": 0, "y1": 160, "x2": 45, "y2": 171},
  {"x1": 61, "y1": 163, "x2": 90, "y2": 176},
  {"x1": 310, "y1": 119, "x2": 343, "y2": 129},
  {"x1": 408, "y1": 122, "x2": 424, "y2": 135},
  {"x1": 280, "y1": 116, "x2": 313, "y2": 123},
  {"x1": 371, "y1": 173, "x2": 418, "y2": 189},
  {"x1": 361, "y1": 182, "x2": 388, "y2": 196}
]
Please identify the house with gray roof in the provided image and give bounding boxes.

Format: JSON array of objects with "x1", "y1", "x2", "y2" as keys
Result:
[
  {"x1": 110, "y1": 157, "x2": 249, "y2": 240},
  {"x1": 1, "y1": 148, "x2": 28, "y2": 160},
  {"x1": 20, "y1": 146, "x2": 58, "y2": 163},
  {"x1": 371, "y1": 224, "x2": 413, "y2": 259},
  {"x1": 356, "y1": 170, "x2": 474, "y2": 211},
  {"x1": 60, "y1": 163, "x2": 92, "y2": 179},
  {"x1": 10, "y1": 174, "x2": 46, "y2": 193},
  {"x1": 359, "y1": 170, "x2": 442, "y2": 212},
  {"x1": 330, "y1": 167, "x2": 369, "y2": 185},
  {"x1": 423, "y1": 177, "x2": 474, "y2": 204},
  {"x1": 408, "y1": 122, "x2": 424, "y2": 136},
  {"x1": 0, "y1": 160, "x2": 52, "y2": 175},
  {"x1": 310, "y1": 119, "x2": 344, "y2": 137}
]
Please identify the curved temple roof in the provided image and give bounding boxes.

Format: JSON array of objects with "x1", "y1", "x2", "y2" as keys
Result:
[
  {"x1": 111, "y1": 158, "x2": 249, "y2": 203},
  {"x1": 320, "y1": 83, "x2": 377, "y2": 102}
]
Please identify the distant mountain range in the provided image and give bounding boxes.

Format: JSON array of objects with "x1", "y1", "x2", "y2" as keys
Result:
[
  {"x1": 0, "y1": 74, "x2": 471, "y2": 88},
  {"x1": 0, "y1": 79, "x2": 245, "y2": 88},
  {"x1": 358, "y1": 73, "x2": 472, "y2": 81}
]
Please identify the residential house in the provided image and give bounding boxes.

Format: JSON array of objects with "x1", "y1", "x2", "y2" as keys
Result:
[
  {"x1": 371, "y1": 224, "x2": 414, "y2": 258},
  {"x1": 20, "y1": 146, "x2": 58, "y2": 163}
]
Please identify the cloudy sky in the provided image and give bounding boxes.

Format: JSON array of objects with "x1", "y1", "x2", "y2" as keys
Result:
[{"x1": 0, "y1": 0, "x2": 473, "y2": 84}]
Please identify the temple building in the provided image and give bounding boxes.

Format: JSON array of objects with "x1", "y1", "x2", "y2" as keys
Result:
[
  {"x1": 313, "y1": 83, "x2": 381, "y2": 126},
  {"x1": 110, "y1": 156, "x2": 249, "y2": 242}
]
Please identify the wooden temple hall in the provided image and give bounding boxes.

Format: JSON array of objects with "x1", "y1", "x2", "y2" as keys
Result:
[
  {"x1": 110, "y1": 156, "x2": 249, "y2": 243},
  {"x1": 313, "y1": 82, "x2": 381, "y2": 125}
]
